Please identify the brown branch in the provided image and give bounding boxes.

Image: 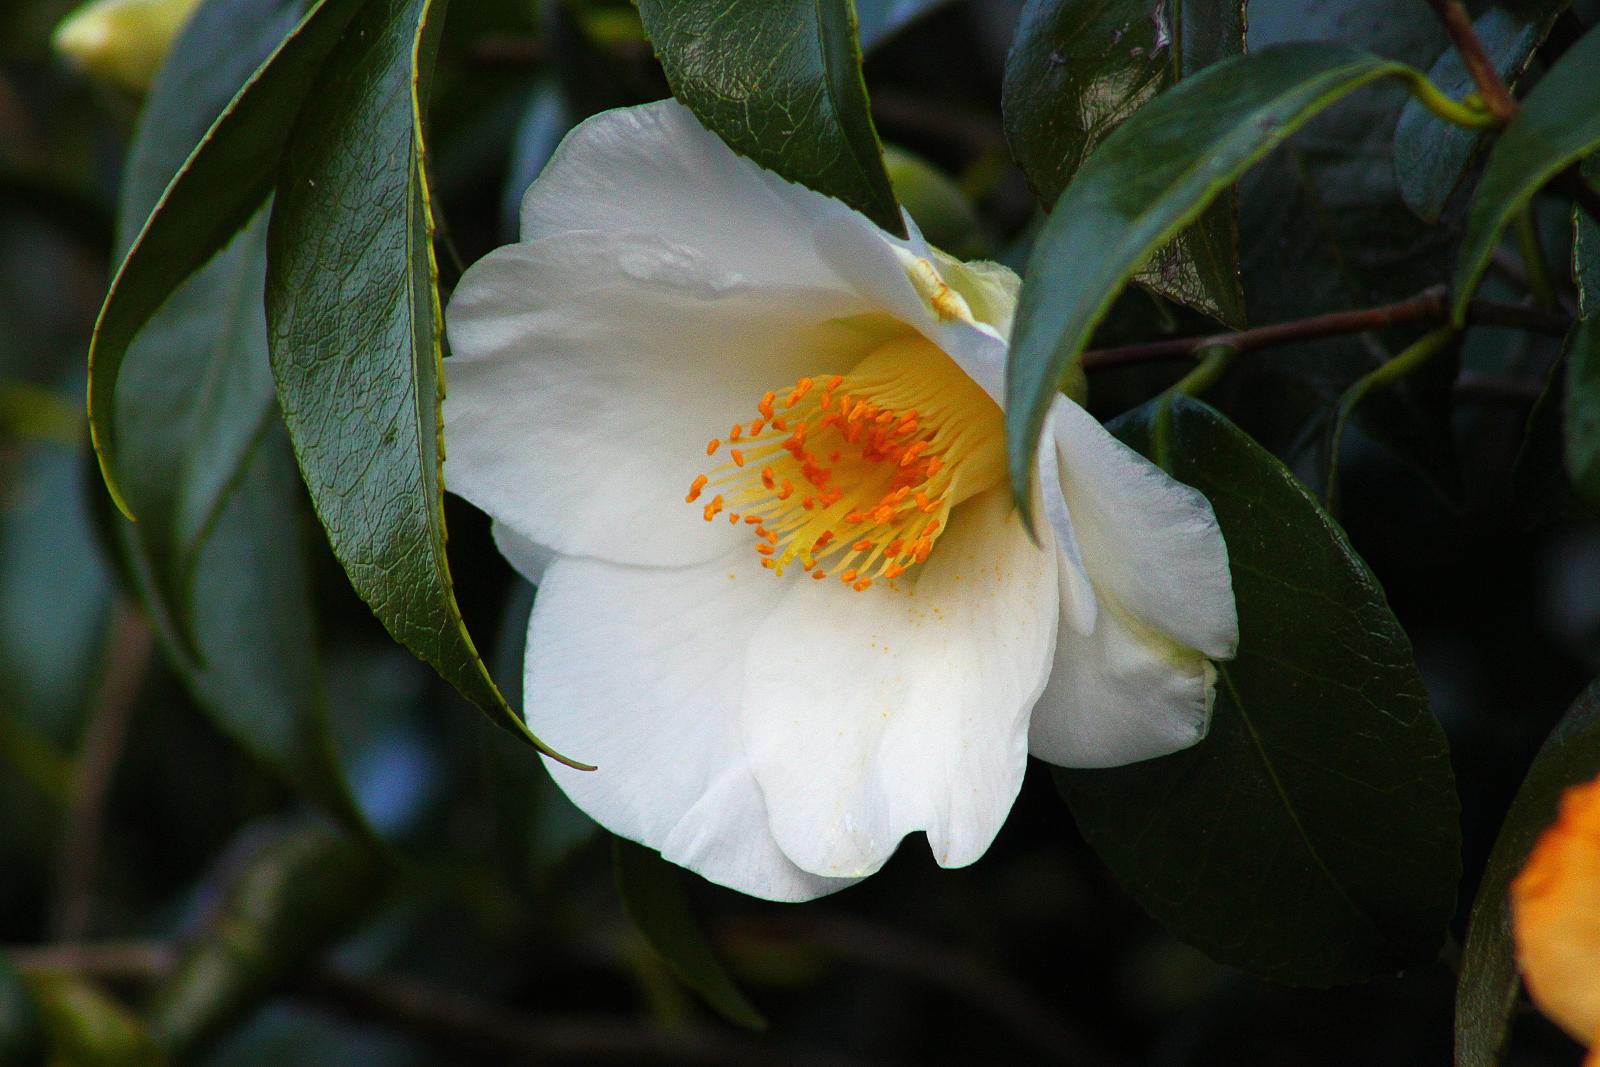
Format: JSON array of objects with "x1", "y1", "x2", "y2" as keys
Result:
[
  {"x1": 51, "y1": 605, "x2": 154, "y2": 941},
  {"x1": 1423, "y1": 0, "x2": 1518, "y2": 122},
  {"x1": 1080, "y1": 287, "x2": 1569, "y2": 372}
]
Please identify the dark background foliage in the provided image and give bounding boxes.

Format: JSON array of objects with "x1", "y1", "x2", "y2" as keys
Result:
[{"x1": 2, "y1": 0, "x2": 1599, "y2": 1063}]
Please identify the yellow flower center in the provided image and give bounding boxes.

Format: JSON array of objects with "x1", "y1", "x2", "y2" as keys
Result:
[{"x1": 686, "y1": 335, "x2": 1004, "y2": 590}]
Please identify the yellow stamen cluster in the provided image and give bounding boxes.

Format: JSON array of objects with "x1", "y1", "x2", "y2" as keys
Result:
[{"x1": 686, "y1": 335, "x2": 1003, "y2": 589}]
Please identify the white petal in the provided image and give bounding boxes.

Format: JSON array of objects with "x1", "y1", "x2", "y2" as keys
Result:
[
  {"x1": 742, "y1": 487, "x2": 1058, "y2": 878},
  {"x1": 527, "y1": 547, "x2": 858, "y2": 902},
  {"x1": 520, "y1": 99, "x2": 870, "y2": 295},
  {"x1": 491, "y1": 521, "x2": 555, "y2": 587},
  {"x1": 1028, "y1": 562, "x2": 1218, "y2": 769},
  {"x1": 444, "y1": 230, "x2": 899, "y2": 567},
  {"x1": 1049, "y1": 399, "x2": 1238, "y2": 660}
]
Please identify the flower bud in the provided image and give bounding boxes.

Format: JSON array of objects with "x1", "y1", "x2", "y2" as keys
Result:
[{"x1": 52, "y1": 0, "x2": 202, "y2": 93}]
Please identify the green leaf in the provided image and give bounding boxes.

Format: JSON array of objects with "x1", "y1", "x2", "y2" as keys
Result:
[
  {"x1": 612, "y1": 838, "x2": 766, "y2": 1030},
  {"x1": 264, "y1": 0, "x2": 581, "y2": 767},
  {"x1": 147, "y1": 823, "x2": 386, "y2": 1059},
  {"x1": 1002, "y1": 0, "x2": 1246, "y2": 325},
  {"x1": 1579, "y1": 156, "x2": 1600, "y2": 315},
  {"x1": 1058, "y1": 396, "x2": 1460, "y2": 986},
  {"x1": 635, "y1": 0, "x2": 903, "y2": 236},
  {"x1": 1455, "y1": 677, "x2": 1600, "y2": 1067},
  {"x1": 1393, "y1": 6, "x2": 1559, "y2": 223},
  {"x1": 23, "y1": 973, "x2": 165, "y2": 1067},
  {"x1": 114, "y1": 381, "x2": 373, "y2": 838},
  {"x1": 104, "y1": 5, "x2": 372, "y2": 836},
  {"x1": 1236, "y1": 2, "x2": 1464, "y2": 496},
  {"x1": 87, "y1": 0, "x2": 369, "y2": 517},
  {"x1": 1007, "y1": 43, "x2": 1434, "y2": 514},
  {"x1": 1451, "y1": 25, "x2": 1600, "y2": 323}
]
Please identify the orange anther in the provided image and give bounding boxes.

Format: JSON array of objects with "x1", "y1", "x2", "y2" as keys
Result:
[
  {"x1": 702, "y1": 495, "x2": 725, "y2": 522},
  {"x1": 686, "y1": 474, "x2": 708, "y2": 503},
  {"x1": 749, "y1": 418, "x2": 766, "y2": 435},
  {"x1": 841, "y1": 569, "x2": 858, "y2": 583},
  {"x1": 827, "y1": 375, "x2": 843, "y2": 390},
  {"x1": 853, "y1": 578, "x2": 872, "y2": 591},
  {"x1": 887, "y1": 539, "x2": 904, "y2": 555},
  {"x1": 745, "y1": 515, "x2": 764, "y2": 525},
  {"x1": 729, "y1": 423, "x2": 743, "y2": 441},
  {"x1": 853, "y1": 539, "x2": 873, "y2": 552},
  {"x1": 758, "y1": 391, "x2": 776, "y2": 418},
  {"x1": 925, "y1": 457, "x2": 943, "y2": 476},
  {"x1": 777, "y1": 480, "x2": 794, "y2": 500},
  {"x1": 771, "y1": 417, "x2": 788, "y2": 431},
  {"x1": 757, "y1": 543, "x2": 776, "y2": 555},
  {"x1": 884, "y1": 563, "x2": 907, "y2": 579},
  {"x1": 706, "y1": 439, "x2": 721, "y2": 456},
  {"x1": 785, "y1": 378, "x2": 814, "y2": 407},
  {"x1": 812, "y1": 570, "x2": 827, "y2": 580},
  {"x1": 729, "y1": 512, "x2": 740, "y2": 524},
  {"x1": 760, "y1": 467, "x2": 776, "y2": 490},
  {"x1": 731, "y1": 449, "x2": 745, "y2": 467}
]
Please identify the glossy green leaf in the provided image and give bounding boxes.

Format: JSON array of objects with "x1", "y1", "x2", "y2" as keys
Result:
[
  {"x1": 1579, "y1": 157, "x2": 1600, "y2": 315},
  {"x1": 1008, "y1": 43, "x2": 1431, "y2": 513},
  {"x1": 24, "y1": 973, "x2": 164, "y2": 1067},
  {"x1": 1002, "y1": 0, "x2": 1246, "y2": 325},
  {"x1": 147, "y1": 823, "x2": 386, "y2": 1058},
  {"x1": 1059, "y1": 396, "x2": 1460, "y2": 986},
  {"x1": 1455, "y1": 677, "x2": 1600, "y2": 1067},
  {"x1": 1236, "y1": 0, "x2": 1463, "y2": 496},
  {"x1": 636, "y1": 0, "x2": 903, "y2": 236},
  {"x1": 115, "y1": 385, "x2": 372, "y2": 837},
  {"x1": 86, "y1": 0, "x2": 368, "y2": 517},
  {"x1": 613, "y1": 838, "x2": 766, "y2": 1030},
  {"x1": 104, "y1": 0, "x2": 372, "y2": 837},
  {"x1": 265, "y1": 0, "x2": 580, "y2": 767},
  {"x1": 1451, "y1": 25, "x2": 1600, "y2": 322},
  {"x1": 1393, "y1": 6, "x2": 1558, "y2": 223}
]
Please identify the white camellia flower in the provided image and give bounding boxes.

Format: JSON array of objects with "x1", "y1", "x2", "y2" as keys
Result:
[{"x1": 443, "y1": 100, "x2": 1238, "y2": 901}]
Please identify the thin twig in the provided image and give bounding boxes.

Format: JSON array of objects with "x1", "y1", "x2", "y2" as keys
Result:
[
  {"x1": 1423, "y1": 0, "x2": 1600, "y2": 227},
  {"x1": 51, "y1": 605, "x2": 154, "y2": 942},
  {"x1": 1080, "y1": 287, "x2": 1568, "y2": 371},
  {"x1": 1422, "y1": 0, "x2": 1518, "y2": 121}
]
